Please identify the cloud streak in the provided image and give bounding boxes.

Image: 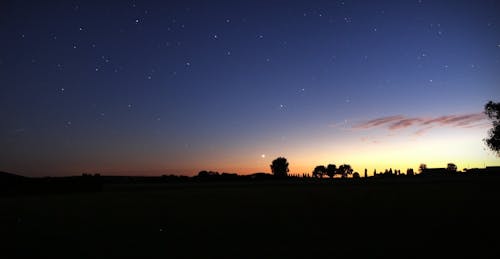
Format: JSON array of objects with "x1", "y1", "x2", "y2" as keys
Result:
[
  {"x1": 354, "y1": 113, "x2": 487, "y2": 135},
  {"x1": 355, "y1": 115, "x2": 405, "y2": 129}
]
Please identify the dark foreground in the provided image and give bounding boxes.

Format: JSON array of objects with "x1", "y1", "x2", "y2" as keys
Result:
[{"x1": 3, "y1": 177, "x2": 500, "y2": 258}]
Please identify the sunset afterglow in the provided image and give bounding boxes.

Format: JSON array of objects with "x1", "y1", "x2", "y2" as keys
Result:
[{"x1": 1, "y1": 0, "x2": 499, "y2": 176}]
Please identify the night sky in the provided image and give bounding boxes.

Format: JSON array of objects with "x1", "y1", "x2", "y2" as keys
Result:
[{"x1": 1, "y1": 0, "x2": 499, "y2": 177}]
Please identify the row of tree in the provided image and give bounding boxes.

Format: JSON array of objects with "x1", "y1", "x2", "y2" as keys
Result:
[
  {"x1": 270, "y1": 157, "x2": 358, "y2": 179},
  {"x1": 311, "y1": 164, "x2": 356, "y2": 178}
]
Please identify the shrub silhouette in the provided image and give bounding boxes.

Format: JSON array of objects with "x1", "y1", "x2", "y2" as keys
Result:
[{"x1": 270, "y1": 157, "x2": 289, "y2": 178}]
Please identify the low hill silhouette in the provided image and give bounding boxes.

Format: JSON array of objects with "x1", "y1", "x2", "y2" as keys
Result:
[{"x1": 0, "y1": 171, "x2": 27, "y2": 182}]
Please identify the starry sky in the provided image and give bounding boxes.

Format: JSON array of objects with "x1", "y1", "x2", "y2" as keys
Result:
[{"x1": 1, "y1": 0, "x2": 499, "y2": 177}]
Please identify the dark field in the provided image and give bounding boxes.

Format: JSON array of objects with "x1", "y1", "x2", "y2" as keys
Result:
[{"x1": 3, "y1": 178, "x2": 500, "y2": 258}]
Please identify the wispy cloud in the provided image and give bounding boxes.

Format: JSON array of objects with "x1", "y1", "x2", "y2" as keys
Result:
[
  {"x1": 388, "y1": 118, "x2": 424, "y2": 130},
  {"x1": 354, "y1": 112, "x2": 487, "y2": 135},
  {"x1": 354, "y1": 115, "x2": 405, "y2": 129}
]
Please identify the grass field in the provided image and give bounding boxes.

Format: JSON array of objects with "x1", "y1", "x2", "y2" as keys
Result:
[{"x1": 3, "y1": 178, "x2": 500, "y2": 258}]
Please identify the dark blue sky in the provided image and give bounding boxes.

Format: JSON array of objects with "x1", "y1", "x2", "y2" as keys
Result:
[{"x1": 1, "y1": 0, "x2": 499, "y2": 176}]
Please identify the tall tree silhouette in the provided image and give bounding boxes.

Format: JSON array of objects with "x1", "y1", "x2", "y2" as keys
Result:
[
  {"x1": 270, "y1": 157, "x2": 289, "y2": 178},
  {"x1": 338, "y1": 164, "x2": 353, "y2": 178},
  {"x1": 312, "y1": 165, "x2": 326, "y2": 178},
  {"x1": 419, "y1": 163, "x2": 427, "y2": 173},
  {"x1": 485, "y1": 101, "x2": 500, "y2": 156},
  {"x1": 326, "y1": 164, "x2": 337, "y2": 178}
]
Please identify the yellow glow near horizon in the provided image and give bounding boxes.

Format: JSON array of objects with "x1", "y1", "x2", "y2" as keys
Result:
[
  {"x1": 190, "y1": 125, "x2": 500, "y2": 177},
  {"x1": 8, "y1": 118, "x2": 499, "y2": 177}
]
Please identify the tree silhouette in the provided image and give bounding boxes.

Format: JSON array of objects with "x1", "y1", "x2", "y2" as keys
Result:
[
  {"x1": 447, "y1": 163, "x2": 457, "y2": 172},
  {"x1": 485, "y1": 101, "x2": 500, "y2": 156},
  {"x1": 419, "y1": 163, "x2": 427, "y2": 173},
  {"x1": 338, "y1": 164, "x2": 353, "y2": 178},
  {"x1": 326, "y1": 164, "x2": 337, "y2": 178},
  {"x1": 270, "y1": 157, "x2": 289, "y2": 178},
  {"x1": 353, "y1": 172, "x2": 360, "y2": 179},
  {"x1": 312, "y1": 165, "x2": 326, "y2": 178}
]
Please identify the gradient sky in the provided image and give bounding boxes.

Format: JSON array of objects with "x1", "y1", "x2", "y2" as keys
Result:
[{"x1": 1, "y1": 0, "x2": 499, "y2": 177}]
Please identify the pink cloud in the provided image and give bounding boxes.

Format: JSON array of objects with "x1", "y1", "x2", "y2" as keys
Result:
[
  {"x1": 413, "y1": 127, "x2": 433, "y2": 136},
  {"x1": 353, "y1": 115, "x2": 405, "y2": 129},
  {"x1": 388, "y1": 118, "x2": 424, "y2": 130},
  {"x1": 354, "y1": 112, "x2": 487, "y2": 135}
]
